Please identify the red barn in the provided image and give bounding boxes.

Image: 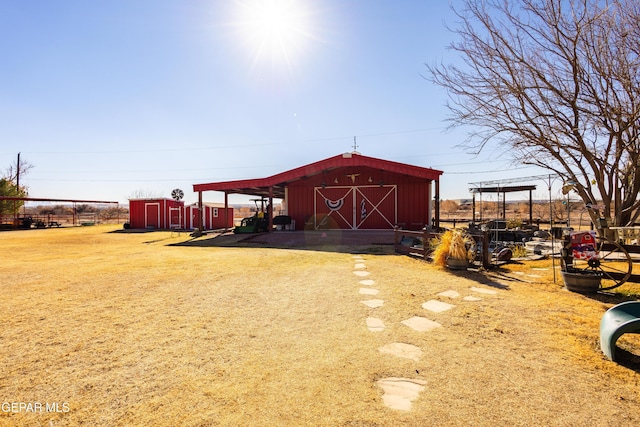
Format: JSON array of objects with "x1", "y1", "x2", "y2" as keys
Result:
[
  {"x1": 193, "y1": 152, "x2": 443, "y2": 231},
  {"x1": 184, "y1": 203, "x2": 234, "y2": 230},
  {"x1": 128, "y1": 198, "x2": 184, "y2": 230}
]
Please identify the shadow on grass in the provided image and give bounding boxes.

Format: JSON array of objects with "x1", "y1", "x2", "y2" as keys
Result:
[
  {"x1": 614, "y1": 348, "x2": 640, "y2": 373},
  {"x1": 441, "y1": 267, "x2": 511, "y2": 290},
  {"x1": 109, "y1": 229, "x2": 157, "y2": 234},
  {"x1": 167, "y1": 230, "x2": 397, "y2": 256},
  {"x1": 167, "y1": 230, "x2": 514, "y2": 289},
  {"x1": 585, "y1": 291, "x2": 640, "y2": 305}
]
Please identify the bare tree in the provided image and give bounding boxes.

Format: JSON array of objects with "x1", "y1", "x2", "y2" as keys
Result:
[
  {"x1": 427, "y1": 0, "x2": 640, "y2": 231},
  {"x1": 1, "y1": 155, "x2": 33, "y2": 215},
  {"x1": 532, "y1": 202, "x2": 549, "y2": 222},
  {"x1": 128, "y1": 189, "x2": 163, "y2": 199},
  {"x1": 440, "y1": 199, "x2": 460, "y2": 217},
  {"x1": 4, "y1": 154, "x2": 33, "y2": 188}
]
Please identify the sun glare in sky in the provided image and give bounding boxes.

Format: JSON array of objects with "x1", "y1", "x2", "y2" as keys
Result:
[{"x1": 232, "y1": 0, "x2": 318, "y2": 74}]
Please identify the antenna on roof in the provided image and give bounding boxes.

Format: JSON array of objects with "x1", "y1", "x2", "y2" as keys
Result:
[{"x1": 352, "y1": 136, "x2": 360, "y2": 154}]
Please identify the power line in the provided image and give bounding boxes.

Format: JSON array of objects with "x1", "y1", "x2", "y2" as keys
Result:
[
  {"x1": 468, "y1": 173, "x2": 560, "y2": 186},
  {"x1": 444, "y1": 166, "x2": 534, "y2": 175},
  {"x1": 8, "y1": 127, "x2": 446, "y2": 156}
]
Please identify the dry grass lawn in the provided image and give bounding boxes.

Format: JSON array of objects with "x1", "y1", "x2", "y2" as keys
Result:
[{"x1": 1, "y1": 225, "x2": 639, "y2": 426}]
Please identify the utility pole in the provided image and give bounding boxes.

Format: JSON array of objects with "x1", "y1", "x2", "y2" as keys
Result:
[
  {"x1": 13, "y1": 152, "x2": 21, "y2": 225},
  {"x1": 16, "y1": 152, "x2": 20, "y2": 188}
]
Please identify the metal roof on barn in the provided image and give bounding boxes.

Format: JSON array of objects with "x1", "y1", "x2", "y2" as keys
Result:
[{"x1": 193, "y1": 152, "x2": 443, "y2": 198}]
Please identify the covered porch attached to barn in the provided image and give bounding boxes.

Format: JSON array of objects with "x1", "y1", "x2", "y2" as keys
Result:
[{"x1": 192, "y1": 152, "x2": 443, "y2": 232}]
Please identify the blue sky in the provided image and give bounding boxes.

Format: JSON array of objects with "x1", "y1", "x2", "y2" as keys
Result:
[{"x1": 1, "y1": 0, "x2": 551, "y2": 205}]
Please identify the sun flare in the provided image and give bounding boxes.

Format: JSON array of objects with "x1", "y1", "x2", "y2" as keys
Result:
[{"x1": 233, "y1": 0, "x2": 317, "y2": 71}]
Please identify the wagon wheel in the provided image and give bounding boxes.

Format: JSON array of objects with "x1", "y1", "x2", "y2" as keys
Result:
[{"x1": 571, "y1": 236, "x2": 632, "y2": 290}]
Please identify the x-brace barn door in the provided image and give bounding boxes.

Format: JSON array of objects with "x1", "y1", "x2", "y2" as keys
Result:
[{"x1": 314, "y1": 185, "x2": 397, "y2": 229}]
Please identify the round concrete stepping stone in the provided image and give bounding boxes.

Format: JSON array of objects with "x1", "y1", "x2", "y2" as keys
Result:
[
  {"x1": 401, "y1": 316, "x2": 441, "y2": 332},
  {"x1": 359, "y1": 288, "x2": 380, "y2": 295},
  {"x1": 361, "y1": 299, "x2": 384, "y2": 308},
  {"x1": 352, "y1": 255, "x2": 364, "y2": 259},
  {"x1": 377, "y1": 377, "x2": 427, "y2": 411},
  {"x1": 463, "y1": 295, "x2": 482, "y2": 301},
  {"x1": 421, "y1": 300, "x2": 455, "y2": 313},
  {"x1": 354, "y1": 263, "x2": 366, "y2": 269},
  {"x1": 437, "y1": 290, "x2": 460, "y2": 299},
  {"x1": 359, "y1": 279, "x2": 375, "y2": 286},
  {"x1": 470, "y1": 286, "x2": 498, "y2": 295},
  {"x1": 366, "y1": 317, "x2": 385, "y2": 332},
  {"x1": 353, "y1": 271, "x2": 370, "y2": 277},
  {"x1": 378, "y1": 342, "x2": 423, "y2": 361}
]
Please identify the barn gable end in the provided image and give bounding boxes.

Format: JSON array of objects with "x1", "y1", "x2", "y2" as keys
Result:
[{"x1": 193, "y1": 153, "x2": 443, "y2": 231}]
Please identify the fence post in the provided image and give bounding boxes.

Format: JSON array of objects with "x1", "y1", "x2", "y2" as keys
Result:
[
  {"x1": 482, "y1": 230, "x2": 490, "y2": 269},
  {"x1": 423, "y1": 227, "x2": 430, "y2": 261}
]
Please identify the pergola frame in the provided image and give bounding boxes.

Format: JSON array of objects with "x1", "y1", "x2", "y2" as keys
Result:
[
  {"x1": 0, "y1": 196, "x2": 119, "y2": 228},
  {"x1": 468, "y1": 185, "x2": 537, "y2": 224}
]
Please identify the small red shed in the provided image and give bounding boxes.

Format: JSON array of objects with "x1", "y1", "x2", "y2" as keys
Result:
[
  {"x1": 128, "y1": 198, "x2": 184, "y2": 230},
  {"x1": 184, "y1": 203, "x2": 234, "y2": 230}
]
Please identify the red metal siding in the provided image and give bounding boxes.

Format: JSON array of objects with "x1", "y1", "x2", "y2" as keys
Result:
[
  {"x1": 287, "y1": 186, "x2": 314, "y2": 229},
  {"x1": 397, "y1": 182, "x2": 431, "y2": 230},
  {"x1": 128, "y1": 199, "x2": 184, "y2": 230},
  {"x1": 129, "y1": 200, "x2": 146, "y2": 229},
  {"x1": 210, "y1": 207, "x2": 234, "y2": 229},
  {"x1": 184, "y1": 205, "x2": 234, "y2": 230}
]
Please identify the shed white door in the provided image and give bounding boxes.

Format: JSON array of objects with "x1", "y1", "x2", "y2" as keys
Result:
[{"x1": 145, "y1": 203, "x2": 160, "y2": 229}]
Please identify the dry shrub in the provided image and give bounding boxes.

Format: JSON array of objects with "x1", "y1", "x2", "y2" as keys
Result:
[{"x1": 431, "y1": 229, "x2": 474, "y2": 267}]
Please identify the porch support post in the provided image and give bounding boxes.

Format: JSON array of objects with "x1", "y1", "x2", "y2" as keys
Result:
[
  {"x1": 472, "y1": 192, "x2": 476, "y2": 224},
  {"x1": 224, "y1": 191, "x2": 229, "y2": 232},
  {"x1": 529, "y1": 189, "x2": 533, "y2": 225},
  {"x1": 434, "y1": 179, "x2": 440, "y2": 229},
  {"x1": 502, "y1": 189, "x2": 506, "y2": 219},
  {"x1": 268, "y1": 187, "x2": 274, "y2": 232},
  {"x1": 198, "y1": 191, "x2": 203, "y2": 230}
]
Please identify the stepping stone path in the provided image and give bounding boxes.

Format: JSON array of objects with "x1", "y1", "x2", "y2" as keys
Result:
[
  {"x1": 361, "y1": 299, "x2": 384, "y2": 308},
  {"x1": 401, "y1": 316, "x2": 442, "y2": 332},
  {"x1": 437, "y1": 290, "x2": 460, "y2": 298},
  {"x1": 421, "y1": 300, "x2": 455, "y2": 313},
  {"x1": 379, "y1": 342, "x2": 423, "y2": 361},
  {"x1": 366, "y1": 317, "x2": 386, "y2": 332},
  {"x1": 376, "y1": 378, "x2": 427, "y2": 411},
  {"x1": 351, "y1": 254, "x2": 503, "y2": 412}
]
